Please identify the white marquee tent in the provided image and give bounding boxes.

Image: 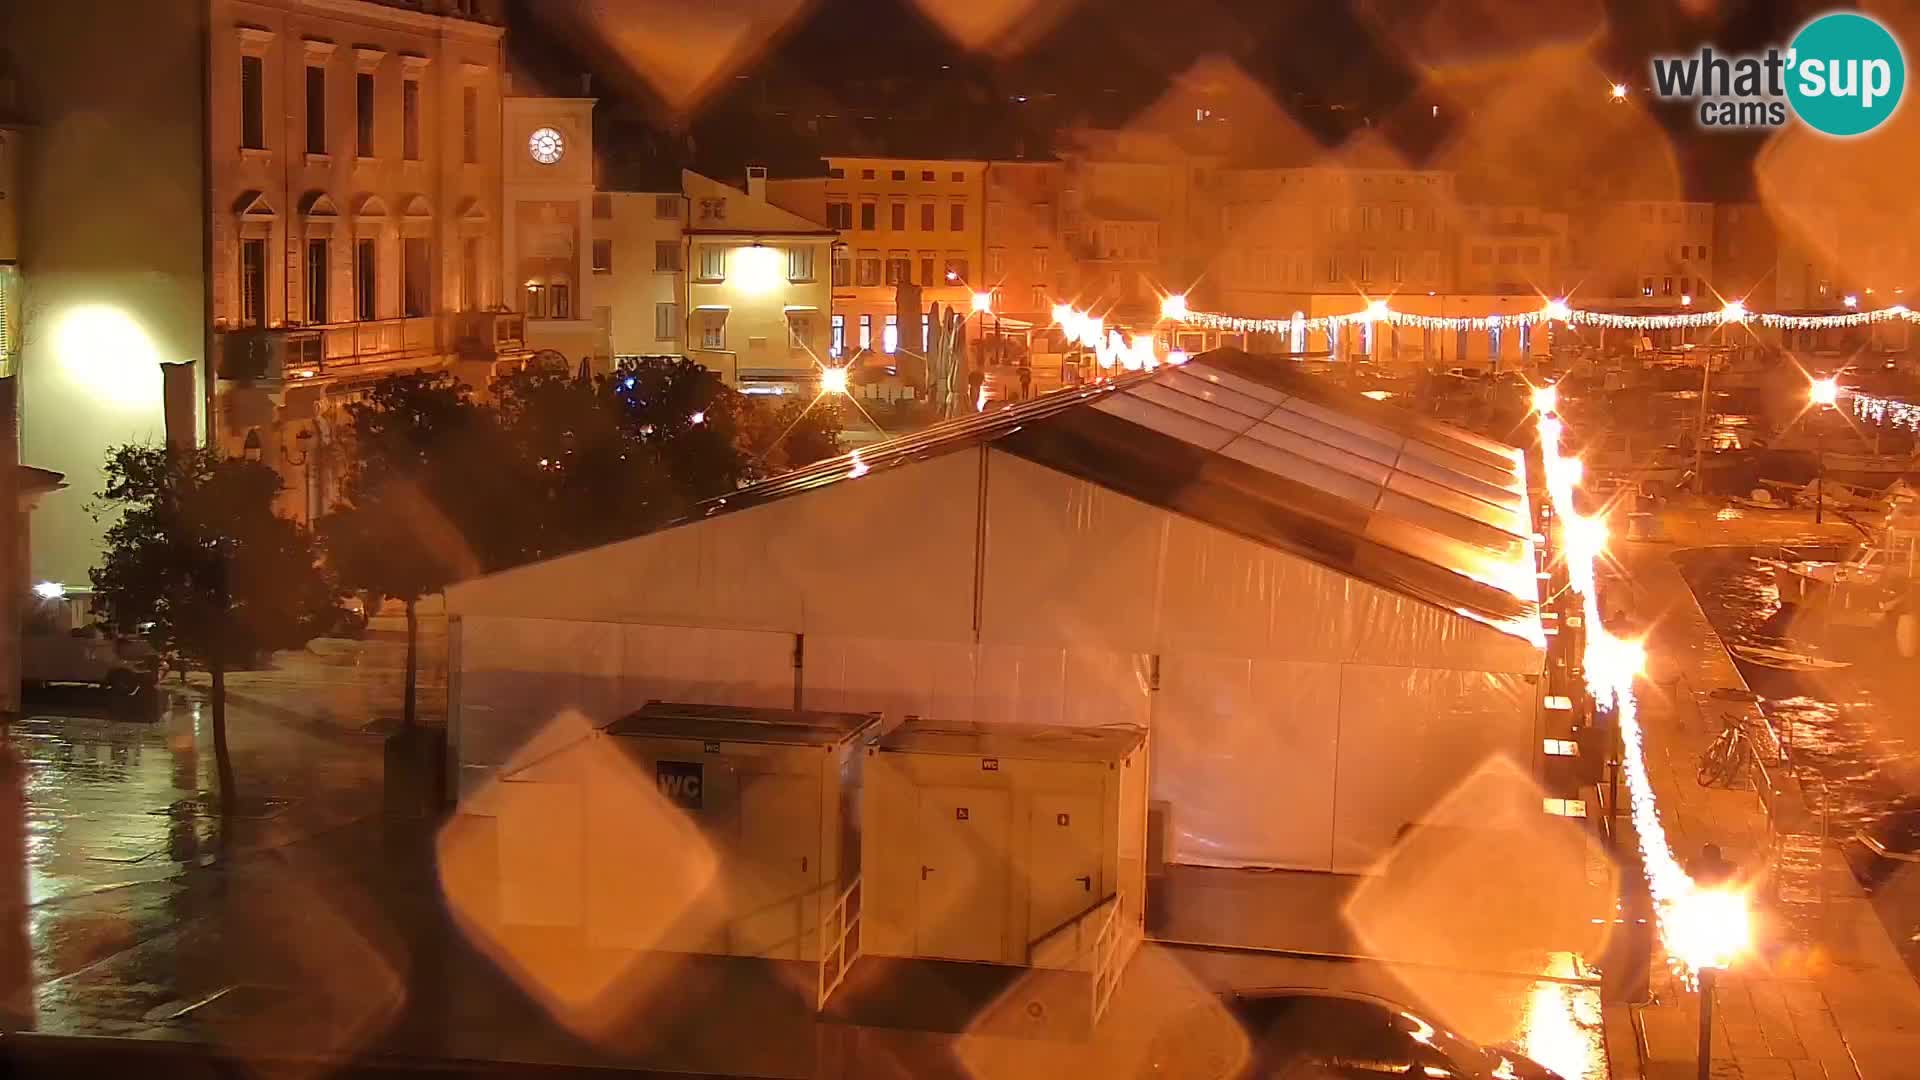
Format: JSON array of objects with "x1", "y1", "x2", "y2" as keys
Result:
[{"x1": 446, "y1": 350, "x2": 1546, "y2": 874}]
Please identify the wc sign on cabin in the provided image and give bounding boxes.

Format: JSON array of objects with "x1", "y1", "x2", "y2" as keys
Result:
[
  {"x1": 657, "y1": 760, "x2": 704, "y2": 810},
  {"x1": 1650, "y1": 11, "x2": 1905, "y2": 136}
]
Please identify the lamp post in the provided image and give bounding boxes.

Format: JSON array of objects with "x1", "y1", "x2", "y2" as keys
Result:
[
  {"x1": 1698, "y1": 965, "x2": 1719, "y2": 1080},
  {"x1": 283, "y1": 427, "x2": 315, "y2": 526},
  {"x1": 1810, "y1": 377, "x2": 1839, "y2": 525}
]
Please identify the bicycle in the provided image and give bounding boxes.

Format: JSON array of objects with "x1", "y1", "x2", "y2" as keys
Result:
[{"x1": 1696, "y1": 713, "x2": 1756, "y2": 788}]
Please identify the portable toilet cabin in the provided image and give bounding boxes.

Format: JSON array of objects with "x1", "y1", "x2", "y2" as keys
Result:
[
  {"x1": 597, "y1": 701, "x2": 881, "y2": 962},
  {"x1": 860, "y1": 720, "x2": 1148, "y2": 982}
]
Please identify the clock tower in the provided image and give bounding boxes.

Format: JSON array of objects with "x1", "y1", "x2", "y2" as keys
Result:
[{"x1": 501, "y1": 96, "x2": 603, "y2": 369}]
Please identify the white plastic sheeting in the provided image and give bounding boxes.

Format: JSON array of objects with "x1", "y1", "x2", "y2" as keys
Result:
[
  {"x1": 454, "y1": 616, "x2": 793, "y2": 796},
  {"x1": 447, "y1": 361, "x2": 1545, "y2": 872}
]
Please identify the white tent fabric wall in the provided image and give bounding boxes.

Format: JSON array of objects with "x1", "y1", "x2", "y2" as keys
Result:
[{"x1": 446, "y1": 355, "x2": 1546, "y2": 874}]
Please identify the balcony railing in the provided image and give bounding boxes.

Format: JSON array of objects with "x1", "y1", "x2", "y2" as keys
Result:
[{"x1": 218, "y1": 311, "x2": 527, "y2": 383}]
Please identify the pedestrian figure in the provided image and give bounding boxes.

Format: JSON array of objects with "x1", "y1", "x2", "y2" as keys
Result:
[
  {"x1": 1689, "y1": 842, "x2": 1738, "y2": 886},
  {"x1": 1018, "y1": 364, "x2": 1032, "y2": 400}
]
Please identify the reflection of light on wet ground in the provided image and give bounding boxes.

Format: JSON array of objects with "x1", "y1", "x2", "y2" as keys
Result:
[{"x1": 1518, "y1": 981, "x2": 1606, "y2": 1080}]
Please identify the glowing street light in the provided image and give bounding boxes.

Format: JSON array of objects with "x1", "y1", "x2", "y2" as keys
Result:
[
  {"x1": 1720, "y1": 300, "x2": 1749, "y2": 322},
  {"x1": 1530, "y1": 383, "x2": 1559, "y2": 415},
  {"x1": 1680, "y1": 294, "x2": 1693, "y2": 307},
  {"x1": 1160, "y1": 293, "x2": 1189, "y2": 321},
  {"x1": 1809, "y1": 376, "x2": 1840, "y2": 407},
  {"x1": 1364, "y1": 298, "x2": 1392, "y2": 322},
  {"x1": 1610, "y1": 83, "x2": 1630, "y2": 101},
  {"x1": 1050, "y1": 302, "x2": 1074, "y2": 325},
  {"x1": 1542, "y1": 298, "x2": 1572, "y2": 322},
  {"x1": 1844, "y1": 295, "x2": 1860, "y2": 309},
  {"x1": 32, "y1": 581, "x2": 63, "y2": 600},
  {"x1": 818, "y1": 366, "x2": 850, "y2": 395},
  {"x1": 970, "y1": 292, "x2": 993, "y2": 314}
]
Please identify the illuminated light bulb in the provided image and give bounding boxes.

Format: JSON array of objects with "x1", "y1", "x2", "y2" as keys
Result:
[
  {"x1": 1680, "y1": 294, "x2": 1693, "y2": 307},
  {"x1": 1531, "y1": 384, "x2": 1559, "y2": 415},
  {"x1": 689, "y1": 410, "x2": 705, "y2": 425},
  {"x1": 1543, "y1": 299, "x2": 1572, "y2": 322},
  {"x1": 818, "y1": 366, "x2": 850, "y2": 395},
  {"x1": 1610, "y1": 82, "x2": 1629, "y2": 100},
  {"x1": 730, "y1": 244, "x2": 784, "y2": 295},
  {"x1": 1720, "y1": 300, "x2": 1748, "y2": 322},
  {"x1": 1160, "y1": 293, "x2": 1190, "y2": 321},
  {"x1": 1364, "y1": 299, "x2": 1392, "y2": 322},
  {"x1": 970, "y1": 292, "x2": 993, "y2": 314},
  {"x1": 1809, "y1": 377, "x2": 1839, "y2": 407},
  {"x1": 1666, "y1": 886, "x2": 1753, "y2": 972},
  {"x1": 33, "y1": 581, "x2": 63, "y2": 600},
  {"x1": 1050, "y1": 303, "x2": 1074, "y2": 325},
  {"x1": 1845, "y1": 295, "x2": 1860, "y2": 308}
]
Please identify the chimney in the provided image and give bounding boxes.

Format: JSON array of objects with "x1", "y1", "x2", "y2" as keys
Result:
[{"x1": 746, "y1": 165, "x2": 767, "y2": 201}]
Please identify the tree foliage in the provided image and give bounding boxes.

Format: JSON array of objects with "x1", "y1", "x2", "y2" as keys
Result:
[{"x1": 90, "y1": 445, "x2": 334, "y2": 671}]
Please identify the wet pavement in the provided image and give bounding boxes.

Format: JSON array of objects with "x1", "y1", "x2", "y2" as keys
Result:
[{"x1": 10, "y1": 684, "x2": 383, "y2": 1038}]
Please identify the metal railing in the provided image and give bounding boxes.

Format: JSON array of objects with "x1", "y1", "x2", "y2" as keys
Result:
[
  {"x1": 219, "y1": 311, "x2": 528, "y2": 382},
  {"x1": 1090, "y1": 894, "x2": 1126, "y2": 1024},
  {"x1": 815, "y1": 876, "x2": 861, "y2": 1012}
]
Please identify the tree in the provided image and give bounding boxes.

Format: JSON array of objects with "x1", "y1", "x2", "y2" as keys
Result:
[
  {"x1": 90, "y1": 445, "x2": 334, "y2": 812},
  {"x1": 739, "y1": 395, "x2": 846, "y2": 475},
  {"x1": 321, "y1": 372, "x2": 529, "y2": 729}
]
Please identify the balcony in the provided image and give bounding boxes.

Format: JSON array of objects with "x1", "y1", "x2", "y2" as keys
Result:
[{"x1": 217, "y1": 311, "x2": 526, "y2": 384}]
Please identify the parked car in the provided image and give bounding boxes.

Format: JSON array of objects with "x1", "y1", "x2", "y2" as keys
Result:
[
  {"x1": 1140, "y1": 988, "x2": 1565, "y2": 1079},
  {"x1": 21, "y1": 623, "x2": 160, "y2": 697}
]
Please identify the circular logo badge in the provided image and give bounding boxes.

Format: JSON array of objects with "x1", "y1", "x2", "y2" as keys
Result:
[{"x1": 1787, "y1": 12, "x2": 1906, "y2": 137}]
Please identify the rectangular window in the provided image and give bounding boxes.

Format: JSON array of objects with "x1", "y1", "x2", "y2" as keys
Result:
[
  {"x1": 1679, "y1": 276, "x2": 1691, "y2": 295},
  {"x1": 858, "y1": 314, "x2": 871, "y2": 349},
  {"x1": 356, "y1": 72, "x2": 375, "y2": 157},
  {"x1": 1662, "y1": 275, "x2": 1674, "y2": 295},
  {"x1": 859, "y1": 202, "x2": 876, "y2": 230},
  {"x1": 1031, "y1": 285, "x2": 1047, "y2": 311},
  {"x1": 828, "y1": 202, "x2": 852, "y2": 229},
  {"x1": 921, "y1": 313, "x2": 930, "y2": 351},
  {"x1": 949, "y1": 203, "x2": 965, "y2": 231},
  {"x1": 402, "y1": 79, "x2": 421, "y2": 160},
  {"x1": 883, "y1": 314, "x2": 898, "y2": 354},
  {"x1": 697, "y1": 198, "x2": 726, "y2": 223},
  {"x1": 1325, "y1": 254, "x2": 1339, "y2": 282},
  {"x1": 305, "y1": 238, "x2": 329, "y2": 323},
  {"x1": 699, "y1": 310, "x2": 725, "y2": 349},
  {"x1": 1399, "y1": 207, "x2": 1413, "y2": 230},
  {"x1": 833, "y1": 248, "x2": 851, "y2": 287},
  {"x1": 788, "y1": 313, "x2": 812, "y2": 349},
  {"x1": 1392, "y1": 254, "x2": 1404, "y2": 282},
  {"x1": 305, "y1": 66, "x2": 327, "y2": 155},
  {"x1": 861, "y1": 168, "x2": 875, "y2": 179},
  {"x1": 829, "y1": 167, "x2": 845, "y2": 179},
  {"x1": 891, "y1": 169, "x2": 906, "y2": 181},
  {"x1": 920, "y1": 202, "x2": 935, "y2": 231},
  {"x1": 1642, "y1": 277, "x2": 1655, "y2": 296},
  {"x1": 655, "y1": 302, "x2": 678, "y2": 341},
  {"x1": 950, "y1": 170, "x2": 963, "y2": 182},
  {"x1": 987, "y1": 248, "x2": 1004, "y2": 275},
  {"x1": 699, "y1": 245, "x2": 727, "y2": 281},
  {"x1": 944, "y1": 257, "x2": 967, "y2": 283},
  {"x1": 788, "y1": 245, "x2": 816, "y2": 281},
  {"x1": 241, "y1": 55, "x2": 265, "y2": 150},
  {"x1": 525, "y1": 285, "x2": 546, "y2": 319},
  {"x1": 1358, "y1": 253, "x2": 1373, "y2": 282},
  {"x1": 885, "y1": 255, "x2": 910, "y2": 285},
  {"x1": 355, "y1": 238, "x2": 378, "y2": 320},
  {"x1": 403, "y1": 237, "x2": 430, "y2": 317},
  {"x1": 240, "y1": 238, "x2": 267, "y2": 326},
  {"x1": 592, "y1": 239, "x2": 612, "y2": 274},
  {"x1": 830, "y1": 313, "x2": 845, "y2": 357},
  {"x1": 1034, "y1": 249, "x2": 1049, "y2": 275},
  {"x1": 655, "y1": 195, "x2": 679, "y2": 219},
  {"x1": 920, "y1": 169, "x2": 934, "y2": 181},
  {"x1": 550, "y1": 282, "x2": 571, "y2": 320},
  {"x1": 655, "y1": 241, "x2": 680, "y2": 271},
  {"x1": 460, "y1": 237, "x2": 479, "y2": 310},
  {"x1": 857, "y1": 253, "x2": 881, "y2": 287},
  {"x1": 462, "y1": 86, "x2": 478, "y2": 163},
  {"x1": 890, "y1": 203, "x2": 906, "y2": 230},
  {"x1": 919, "y1": 253, "x2": 934, "y2": 284}
]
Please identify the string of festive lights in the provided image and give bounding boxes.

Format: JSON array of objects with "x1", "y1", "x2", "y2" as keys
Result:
[
  {"x1": 1532, "y1": 388, "x2": 1751, "y2": 983},
  {"x1": 1171, "y1": 294, "x2": 1918, "y2": 335},
  {"x1": 1851, "y1": 391, "x2": 1920, "y2": 433}
]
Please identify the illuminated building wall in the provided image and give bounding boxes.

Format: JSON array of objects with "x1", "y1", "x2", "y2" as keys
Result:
[
  {"x1": 1573, "y1": 200, "x2": 1716, "y2": 305},
  {"x1": 3, "y1": 0, "x2": 210, "y2": 589},
  {"x1": 983, "y1": 161, "x2": 1066, "y2": 322},
  {"x1": 681, "y1": 169, "x2": 835, "y2": 390},
  {"x1": 601, "y1": 191, "x2": 686, "y2": 360}
]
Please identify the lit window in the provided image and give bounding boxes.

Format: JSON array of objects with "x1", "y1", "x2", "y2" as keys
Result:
[
  {"x1": 883, "y1": 314, "x2": 898, "y2": 354},
  {"x1": 858, "y1": 314, "x2": 871, "y2": 349},
  {"x1": 699, "y1": 310, "x2": 726, "y2": 349},
  {"x1": 788, "y1": 313, "x2": 812, "y2": 349},
  {"x1": 699, "y1": 245, "x2": 727, "y2": 281},
  {"x1": 655, "y1": 302, "x2": 678, "y2": 341},
  {"x1": 830, "y1": 313, "x2": 845, "y2": 357},
  {"x1": 788, "y1": 245, "x2": 816, "y2": 282}
]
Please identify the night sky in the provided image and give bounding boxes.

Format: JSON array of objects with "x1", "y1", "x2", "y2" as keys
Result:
[{"x1": 507, "y1": 0, "x2": 1845, "y2": 200}]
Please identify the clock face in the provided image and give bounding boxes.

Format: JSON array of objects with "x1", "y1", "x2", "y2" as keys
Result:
[{"x1": 528, "y1": 126, "x2": 565, "y2": 165}]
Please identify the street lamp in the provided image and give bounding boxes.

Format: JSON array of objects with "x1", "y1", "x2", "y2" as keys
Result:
[
  {"x1": 1810, "y1": 377, "x2": 1840, "y2": 525},
  {"x1": 1610, "y1": 83, "x2": 1630, "y2": 101}
]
